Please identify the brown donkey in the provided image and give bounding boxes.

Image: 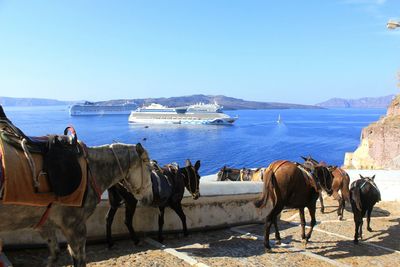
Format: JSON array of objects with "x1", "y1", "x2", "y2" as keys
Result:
[
  {"x1": 302, "y1": 156, "x2": 350, "y2": 220},
  {"x1": 254, "y1": 160, "x2": 333, "y2": 251}
]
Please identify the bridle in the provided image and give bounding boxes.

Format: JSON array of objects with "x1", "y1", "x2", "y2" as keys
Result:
[{"x1": 110, "y1": 144, "x2": 148, "y2": 196}]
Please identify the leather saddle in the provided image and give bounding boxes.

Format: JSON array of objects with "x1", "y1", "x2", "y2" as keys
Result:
[
  {"x1": 0, "y1": 106, "x2": 83, "y2": 197},
  {"x1": 150, "y1": 160, "x2": 172, "y2": 207}
]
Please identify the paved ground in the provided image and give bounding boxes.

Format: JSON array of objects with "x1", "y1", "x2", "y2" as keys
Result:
[{"x1": 3, "y1": 198, "x2": 400, "y2": 267}]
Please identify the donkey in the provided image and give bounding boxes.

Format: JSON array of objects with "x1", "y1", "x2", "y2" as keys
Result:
[
  {"x1": 350, "y1": 174, "x2": 381, "y2": 244},
  {"x1": 106, "y1": 159, "x2": 201, "y2": 246},
  {"x1": 0, "y1": 143, "x2": 154, "y2": 267},
  {"x1": 240, "y1": 167, "x2": 266, "y2": 181},
  {"x1": 217, "y1": 166, "x2": 241, "y2": 181},
  {"x1": 302, "y1": 156, "x2": 350, "y2": 219},
  {"x1": 254, "y1": 160, "x2": 333, "y2": 251}
]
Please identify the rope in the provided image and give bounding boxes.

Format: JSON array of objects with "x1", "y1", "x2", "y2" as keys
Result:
[{"x1": 21, "y1": 138, "x2": 39, "y2": 191}]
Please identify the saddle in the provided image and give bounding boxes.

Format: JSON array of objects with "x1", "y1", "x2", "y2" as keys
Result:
[
  {"x1": 150, "y1": 160, "x2": 173, "y2": 207},
  {"x1": 295, "y1": 162, "x2": 320, "y2": 192},
  {"x1": 0, "y1": 106, "x2": 83, "y2": 197}
]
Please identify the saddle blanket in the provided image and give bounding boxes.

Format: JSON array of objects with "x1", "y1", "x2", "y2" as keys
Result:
[{"x1": 0, "y1": 138, "x2": 87, "y2": 207}]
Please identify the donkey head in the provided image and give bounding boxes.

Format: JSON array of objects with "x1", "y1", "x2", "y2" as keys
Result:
[
  {"x1": 217, "y1": 165, "x2": 227, "y2": 181},
  {"x1": 126, "y1": 143, "x2": 153, "y2": 205},
  {"x1": 314, "y1": 166, "x2": 334, "y2": 195},
  {"x1": 182, "y1": 159, "x2": 201, "y2": 200}
]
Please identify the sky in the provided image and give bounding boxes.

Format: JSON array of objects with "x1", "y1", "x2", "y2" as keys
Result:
[{"x1": 0, "y1": 0, "x2": 399, "y2": 105}]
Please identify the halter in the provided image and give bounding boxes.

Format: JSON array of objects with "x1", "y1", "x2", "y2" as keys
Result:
[{"x1": 110, "y1": 144, "x2": 147, "y2": 196}]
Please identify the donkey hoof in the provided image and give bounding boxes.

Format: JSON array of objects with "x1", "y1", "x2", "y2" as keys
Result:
[
  {"x1": 353, "y1": 239, "x2": 359, "y2": 245},
  {"x1": 338, "y1": 215, "x2": 343, "y2": 221},
  {"x1": 107, "y1": 242, "x2": 115, "y2": 249},
  {"x1": 320, "y1": 208, "x2": 325, "y2": 214},
  {"x1": 184, "y1": 232, "x2": 189, "y2": 237},
  {"x1": 133, "y1": 239, "x2": 141, "y2": 246},
  {"x1": 264, "y1": 247, "x2": 272, "y2": 253},
  {"x1": 275, "y1": 240, "x2": 281, "y2": 245},
  {"x1": 367, "y1": 227, "x2": 373, "y2": 232}
]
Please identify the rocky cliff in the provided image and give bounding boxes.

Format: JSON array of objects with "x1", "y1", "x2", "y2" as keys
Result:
[{"x1": 344, "y1": 94, "x2": 400, "y2": 169}]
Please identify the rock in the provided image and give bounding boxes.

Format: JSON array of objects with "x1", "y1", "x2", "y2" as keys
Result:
[{"x1": 344, "y1": 94, "x2": 400, "y2": 169}]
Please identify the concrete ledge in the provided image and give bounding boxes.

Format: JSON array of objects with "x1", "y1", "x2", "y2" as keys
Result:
[
  {"x1": 1, "y1": 181, "x2": 266, "y2": 247},
  {"x1": 2, "y1": 170, "x2": 397, "y2": 247}
]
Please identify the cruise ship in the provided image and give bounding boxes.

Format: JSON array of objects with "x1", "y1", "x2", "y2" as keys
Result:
[
  {"x1": 128, "y1": 103, "x2": 237, "y2": 125},
  {"x1": 69, "y1": 101, "x2": 137, "y2": 116}
]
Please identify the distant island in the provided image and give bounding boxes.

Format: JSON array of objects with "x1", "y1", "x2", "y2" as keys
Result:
[
  {"x1": 316, "y1": 95, "x2": 395, "y2": 108},
  {"x1": 1, "y1": 94, "x2": 320, "y2": 110},
  {"x1": 0, "y1": 97, "x2": 75, "y2": 107}
]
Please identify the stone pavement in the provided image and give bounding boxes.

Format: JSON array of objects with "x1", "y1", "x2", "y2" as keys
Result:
[{"x1": 4, "y1": 198, "x2": 399, "y2": 267}]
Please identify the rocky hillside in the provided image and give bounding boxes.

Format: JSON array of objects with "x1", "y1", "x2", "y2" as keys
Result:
[
  {"x1": 344, "y1": 94, "x2": 400, "y2": 169},
  {"x1": 317, "y1": 95, "x2": 395, "y2": 108},
  {"x1": 101, "y1": 94, "x2": 320, "y2": 110}
]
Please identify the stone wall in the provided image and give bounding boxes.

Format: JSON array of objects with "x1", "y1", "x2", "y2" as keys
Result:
[{"x1": 344, "y1": 94, "x2": 400, "y2": 169}]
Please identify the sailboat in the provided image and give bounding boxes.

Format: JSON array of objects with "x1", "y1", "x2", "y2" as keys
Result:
[{"x1": 277, "y1": 114, "x2": 282, "y2": 124}]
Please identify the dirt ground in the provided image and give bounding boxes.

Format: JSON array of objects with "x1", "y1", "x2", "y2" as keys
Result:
[{"x1": 3, "y1": 198, "x2": 400, "y2": 267}]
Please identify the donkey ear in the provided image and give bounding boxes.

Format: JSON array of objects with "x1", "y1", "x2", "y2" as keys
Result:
[
  {"x1": 136, "y1": 143, "x2": 144, "y2": 155},
  {"x1": 136, "y1": 143, "x2": 149, "y2": 160},
  {"x1": 359, "y1": 174, "x2": 364, "y2": 179},
  {"x1": 371, "y1": 175, "x2": 376, "y2": 180},
  {"x1": 185, "y1": 159, "x2": 192, "y2": 167},
  {"x1": 301, "y1": 156, "x2": 307, "y2": 161},
  {"x1": 0, "y1": 105, "x2": 7, "y2": 119},
  {"x1": 194, "y1": 160, "x2": 201, "y2": 171}
]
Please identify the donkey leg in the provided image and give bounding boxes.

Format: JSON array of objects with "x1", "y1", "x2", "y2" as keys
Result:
[
  {"x1": 170, "y1": 202, "x2": 188, "y2": 237},
  {"x1": 62, "y1": 223, "x2": 87, "y2": 267},
  {"x1": 305, "y1": 204, "x2": 317, "y2": 243},
  {"x1": 124, "y1": 198, "x2": 140, "y2": 245},
  {"x1": 38, "y1": 225, "x2": 60, "y2": 267},
  {"x1": 353, "y1": 219, "x2": 360, "y2": 244},
  {"x1": 319, "y1": 193, "x2": 325, "y2": 213},
  {"x1": 367, "y1": 207, "x2": 373, "y2": 232},
  {"x1": 158, "y1": 207, "x2": 166, "y2": 243},
  {"x1": 273, "y1": 213, "x2": 282, "y2": 245},
  {"x1": 338, "y1": 196, "x2": 345, "y2": 220},
  {"x1": 105, "y1": 206, "x2": 118, "y2": 248},
  {"x1": 299, "y1": 208, "x2": 306, "y2": 240},
  {"x1": 263, "y1": 214, "x2": 274, "y2": 251}
]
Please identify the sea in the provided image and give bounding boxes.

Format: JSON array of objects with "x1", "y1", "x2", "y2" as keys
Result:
[{"x1": 2, "y1": 106, "x2": 386, "y2": 176}]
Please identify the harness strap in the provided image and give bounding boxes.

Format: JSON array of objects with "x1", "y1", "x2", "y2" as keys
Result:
[
  {"x1": 296, "y1": 163, "x2": 320, "y2": 192},
  {"x1": 0, "y1": 152, "x2": 4, "y2": 199},
  {"x1": 34, "y1": 203, "x2": 53, "y2": 229},
  {"x1": 81, "y1": 142, "x2": 102, "y2": 203}
]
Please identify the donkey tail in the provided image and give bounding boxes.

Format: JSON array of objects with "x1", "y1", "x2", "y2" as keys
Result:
[
  {"x1": 254, "y1": 166, "x2": 276, "y2": 209},
  {"x1": 351, "y1": 186, "x2": 362, "y2": 211}
]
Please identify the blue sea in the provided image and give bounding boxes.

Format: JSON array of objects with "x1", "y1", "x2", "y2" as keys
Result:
[{"x1": 2, "y1": 106, "x2": 385, "y2": 175}]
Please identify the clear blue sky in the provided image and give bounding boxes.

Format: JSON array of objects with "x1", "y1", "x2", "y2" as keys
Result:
[{"x1": 0, "y1": 0, "x2": 399, "y2": 104}]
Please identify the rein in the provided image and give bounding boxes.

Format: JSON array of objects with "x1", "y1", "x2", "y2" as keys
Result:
[
  {"x1": 110, "y1": 144, "x2": 147, "y2": 196},
  {"x1": 81, "y1": 142, "x2": 102, "y2": 203}
]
